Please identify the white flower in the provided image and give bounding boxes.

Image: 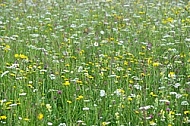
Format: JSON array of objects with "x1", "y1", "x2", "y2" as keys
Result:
[
  {"x1": 181, "y1": 101, "x2": 189, "y2": 105},
  {"x1": 185, "y1": 38, "x2": 190, "y2": 42},
  {"x1": 159, "y1": 100, "x2": 170, "y2": 103},
  {"x1": 83, "y1": 107, "x2": 90, "y2": 111},
  {"x1": 100, "y1": 31, "x2": 104, "y2": 35},
  {"x1": 70, "y1": 24, "x2": 76, "y2": 28},
  {"x1": 175, "y1": 93, "x2": 182, "y2": 99},
  {"x1": 77, "y1": 120, "x2": 83, "y2": 123},
  {"x1": 9, "y1": 104, "x2": 17, "y2": 107},
  {"x1": 94, "y1": 42, "x2": 99, "y2": 46},
  {"x1": 169, "y1": 92, "x2": 177, "y2": 95},
  {"x1": 108, "y1": 74, "x2": 116, "y2": 77},
  {"x1": 1, "y1": 71, "x2": 9, "y2": 77},
  {"x1": 46, "y1": 104, "x2": 52, "y2": 112},
  {"x1": 174, "y1": 83, "x2": 181, "y2": 88},
  {"x1": 133, "y1": 85, "x2": 142, "y2": 90},
  {"x1": 49, "y1": 74, "x2": 56, "y2": 80},
  {"x1": 58, "y1": 123, "x2": 66, "y2": 126},
  {"x1": 19, "y1": 93, "x2": 27, "y2": 96},
  {"x1": 78, "y1": 66, "x2": 83, "y2": 72},
  {"x1": 100, "y1": 90, "x2": 106, "y2": 97},
  {"x1": 47, "y1": 122, "x2": 53, "y2": 125},
  {"x1": 139, "y1": 105, "x2": 154, "y2": 110},
  {"x1": 173, "y1": 83, "x2": 180, "y2": 88},
  {"x1": 114, "y1": 89, "x2": 122, "y2": 96}
]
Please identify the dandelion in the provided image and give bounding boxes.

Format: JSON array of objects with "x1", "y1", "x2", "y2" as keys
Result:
[
  {"x1": 127, "y1": 97, "x2": 133, "y2": 101},
  {"x1": 153, "y1": 62, "x2": 160, "y2": 67},
  {"x1": 14, "y1": 54, "x2": 19, "y2": 58},
  {"x1": 4, "y1": 45, "x2": 10, "y2": 52},
  {"x1": 76, "y1": 95, "x2": 84, "y2": 100},
  {"x1": 149, "y1": 120, "x2": 156, "y2": 125},
  {"x1": 63, "y1": 81, "x2": 70, "y2": 86},
  {"x1": 129, "y1": 80, "x2": 134, "y2": 84},
  {"x1": 184, "y1": 111, "x2": 190, "y2": 115},
  {"x1": 23, "y1": 118, "x2": 30, "y2": 121},
  {"x1": 19, "y1": 54, "x2": 28, "y2": 59},
  {"x1": 150, "y1": 92, "x2": 158, "y2": 97},
  {"x1": 37, "y1": 113, "x2": 43, "y2": 120},
  {"x1": 168, "y1": 72, "x2": 176, "y2": 78},
  {"x1": 0, "y1": 115, "x2": 7, "y2": 120},
  {"x1": 67, "y1": 100, "x2": 72, "y2": 104}
]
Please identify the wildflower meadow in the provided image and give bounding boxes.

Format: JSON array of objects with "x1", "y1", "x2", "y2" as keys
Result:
[{"x1": 0, "y1": 0, "x2": 190, "y2": 125}]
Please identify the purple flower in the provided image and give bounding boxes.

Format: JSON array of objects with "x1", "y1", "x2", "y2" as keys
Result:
[
  {"x1": 166, "y1": 108, "x2": 170, "y2": 111},
  {"x1": 57, "y1": 90, "x2": 62, "y2": 94}
]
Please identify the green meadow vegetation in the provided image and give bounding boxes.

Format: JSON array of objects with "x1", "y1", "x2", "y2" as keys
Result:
[{"x1": 0, "y1": 0, "x2": 190, "y2": 125}]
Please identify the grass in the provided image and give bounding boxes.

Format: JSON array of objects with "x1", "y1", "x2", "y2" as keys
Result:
[{"x1": 0, "y1": 0, "x2": 190, "y2": 125}]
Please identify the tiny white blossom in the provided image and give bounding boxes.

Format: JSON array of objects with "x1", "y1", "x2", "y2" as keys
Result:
[
  {"x1": 100, "y1": 31, "x2": 104, "y2": 35},
  {"x1": 19, "y1": 93, "x2": 27, "y2": 96},
  {"x1": 83, "y1": 107, "x2": 90, "y2": 111},
  {"x1": 58, "y1": 123, "x2": 66, "y2": 126},
  {"x1": 100, "y1": 90, "x2": 106, "y2": 97},
  {"x1": 94, "y1": 42, "x2": 99, "y2": 46},
  {"x1": 47, "y1": 122, "x2": 53, "y2": 125}
]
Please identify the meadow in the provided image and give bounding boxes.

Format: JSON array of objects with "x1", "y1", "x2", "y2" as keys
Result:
[{"x1": 0, "y1": 0, "x2": 190, "y2": 125}]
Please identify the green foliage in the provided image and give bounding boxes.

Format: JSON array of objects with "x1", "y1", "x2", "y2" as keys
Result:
[{"x1": 0, "y1": 0, "x2": 190, "y2": 125}]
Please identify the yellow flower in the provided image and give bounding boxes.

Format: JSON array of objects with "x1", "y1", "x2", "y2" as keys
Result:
[
  {"x1": 5, "y1": 101, "x2": 12, "y2": 106},
  {"x1": 19, "y1": 54, "x2": 28, "y2": 59},
  {"x1": 149, "y1": 120, "x2": 156, "y2": 125},
  {"x1": 102, "y1": 121, "x2": 110, "y2": 126},
  {"x1": 23, "y1": 118, "x2": 30, "y2": 121},
  {"x1": 124, "y1": 61, "x2": 128, "y2": 65},
  {"x1": 0, "y1": 115, "x2": 7, "y2": 120},
  {"x1": 135, "y1": 110, "x2": 139, "y2": 114},
  {"x1": 14, "y1": 54, "x2": 19, "y2": 58},
  {"x1": 153, "y1": 62, "x2": 160, "y2": 67},
  {"x1": 147, "y1": 58, "x2": 152, "y2": 65},
  {"x1": 139, "y1": 11, "x2": 145, "y2": 14},
  {"x1": 63, "y1": 81, "x2": 70, "y2": 86},
  {"x1": 184, "y1": 111, "x2": 190, "y2": 115},
  {"x1": 76, "y1": 95, "x2": 84, "y2": 100},
  {"x1": 129, "y1": 80, "x2": 134, "y2": 84},
  {"x1": 168, "y1": 72, "x2": 176, "y2": 78},
  {"x1": 127, "y1": 97, "x2": 133, "y2": 101},
  {"x1": 67, "y1": 100, "x2": 72, "y2": 104},
  {"x1": 4, "y1": 45, "x2": 10, "y2": 52},
  {"x1": 37, "y1": 113, "x2": 43, "y2": 120},
  {"x1": 65, "y1": 64, "x2": 70, "y2": 67},
  {"x1": 150, "y1": 92, "x2": 158, "y2": 97}
]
